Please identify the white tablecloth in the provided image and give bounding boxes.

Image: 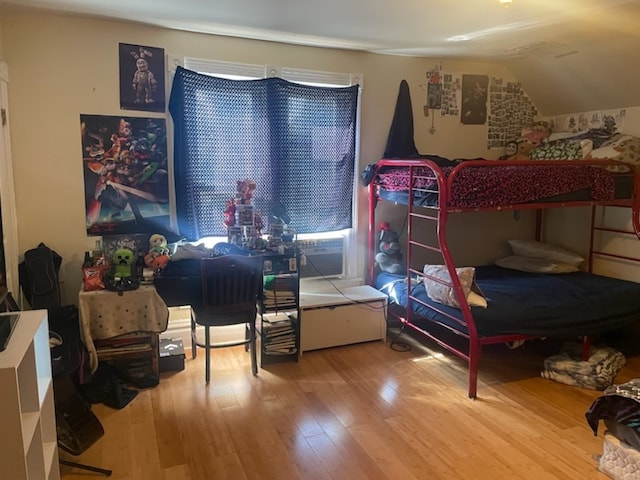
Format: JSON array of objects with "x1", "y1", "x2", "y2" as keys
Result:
[{"x1": 78, "y1": 285, "x2": 169, "y2": 372}]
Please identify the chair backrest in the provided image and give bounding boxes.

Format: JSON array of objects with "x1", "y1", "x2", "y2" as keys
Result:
[{"x1": 198, "y1": 255, "x2": 261, "y2": 323}]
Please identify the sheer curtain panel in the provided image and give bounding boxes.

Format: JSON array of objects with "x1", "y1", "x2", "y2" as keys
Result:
[{"x1": 169, "y1": 66, "x2": 359, "y2": 241}]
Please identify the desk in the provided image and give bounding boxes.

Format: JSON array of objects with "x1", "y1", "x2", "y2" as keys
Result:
[{"x1": 78, "y1": 285, "x2": 169, "y2": 373}]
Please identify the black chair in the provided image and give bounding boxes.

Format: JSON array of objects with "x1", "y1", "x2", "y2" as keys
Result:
[{"x1": 191, "y1": 255, "x2": 261, "y2": 383}]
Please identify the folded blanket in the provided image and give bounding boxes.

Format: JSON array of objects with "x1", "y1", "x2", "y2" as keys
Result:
[{"x1": 541, "y1": 342, "x2": 626, "y2": 390}]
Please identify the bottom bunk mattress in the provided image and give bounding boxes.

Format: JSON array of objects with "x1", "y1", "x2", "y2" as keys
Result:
[{"x1": 376, "y1": 265, "x2": 640, "y2": 337}]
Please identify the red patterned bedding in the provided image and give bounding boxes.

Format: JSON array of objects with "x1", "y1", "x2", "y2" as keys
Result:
[{"x1": 376, "y1": 162, "x2": 619, "y2": 209}]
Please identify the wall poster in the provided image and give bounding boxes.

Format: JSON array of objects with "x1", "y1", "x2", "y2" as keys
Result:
[
  {"x1": 119, "y1": 43, "x2": 166, "y2": 113},
  {"x1": 81, "y1": 114, "x2": 170, "y2": 236},
  {"x1": 461, "y1": 74, "x2": 488, "y2": 125}
]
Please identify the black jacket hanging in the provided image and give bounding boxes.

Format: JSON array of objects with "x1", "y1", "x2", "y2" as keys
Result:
[{"x1": 383, "y1": 79, "x2": 419, "y2": 159}]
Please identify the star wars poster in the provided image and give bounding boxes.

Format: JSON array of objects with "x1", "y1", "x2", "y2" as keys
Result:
[
  {"x1": 81, "y1": 114, "x2": 170, "y2": 236},
  {"x1": 461, "y1": 74, "x2": 488, "y2": 125},
  {"x1": 119, "y1": 43, "x2": 166, "y2": 112}
]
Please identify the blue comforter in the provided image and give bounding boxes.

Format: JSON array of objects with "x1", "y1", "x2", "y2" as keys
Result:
[{"x1": 377, "y1": 265, "x2": 640, "y2": 337}]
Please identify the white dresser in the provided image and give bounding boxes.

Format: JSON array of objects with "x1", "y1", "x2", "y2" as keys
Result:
[{"x1": 299, "y1": 285, "x2": 387, "y2": 353}]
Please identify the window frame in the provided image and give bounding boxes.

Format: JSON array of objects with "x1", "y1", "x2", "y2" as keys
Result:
[{"x1": 171, "y1": 57, "x2": 363, "y2": 282}]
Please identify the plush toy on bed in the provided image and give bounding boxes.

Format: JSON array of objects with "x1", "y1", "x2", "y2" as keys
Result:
[
  {"x1": 507, "y1": 138, "x2": 537, "y2": 161},
  {"x1": 375, "y1": 222, "x2": 405, "y2": 274},
  {"x1": 521, "y1": 121, "x2": 551, "y2": 148}
]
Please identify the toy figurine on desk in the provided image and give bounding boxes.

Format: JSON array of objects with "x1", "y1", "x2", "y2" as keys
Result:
[
  {"x1": 104, "y1": 247, "x2": 140, "y2": 294},
  {"x1": 144, "y1": 233, "x2": 171, "y2": 271},
  {"x1": 222, "y1": 178, "x2": 269, "y2": 250}
]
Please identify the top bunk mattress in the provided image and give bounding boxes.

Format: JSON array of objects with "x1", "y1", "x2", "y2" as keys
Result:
[
  {"x1": 373, "y1": 161, "x2": 634, "y2": 209},
  {"x1": 376, "y1": 265, "x2": 640, "y2": 338}
]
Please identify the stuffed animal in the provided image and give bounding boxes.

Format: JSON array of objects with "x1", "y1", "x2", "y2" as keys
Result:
[
  {"x1": 149, "y1": 234, "x2": 169, "y2": 256},
  {"x1": 112, "y1": 247, "x2": 136, "y2": 279},
  {"x1": 521, "y1": 121, "x2": 551, "y2": 147},
  {"x1": 105, "y1": 247, "x2": 140, "y2": 293},
  {"x1": 508, "y1": 138, "x2": 537, "y2": 161},
  {"x1": 375, "y1": 222, "x2": 405, "y2": 274},
  {"x1": 145, "y1": 233, "x2": 170, "y2": 270}
]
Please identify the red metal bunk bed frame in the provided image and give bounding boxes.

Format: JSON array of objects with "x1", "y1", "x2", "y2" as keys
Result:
[{"x1": 367, "y1": 158, "x2": 640, "y2": 399}]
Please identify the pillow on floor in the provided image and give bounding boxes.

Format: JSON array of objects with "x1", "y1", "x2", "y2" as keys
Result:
[
  {"x1": 423, "y1": 265, "x2": 487, "y2": 309},
  {"x1": 508, "y1": 239, "x2": 584, "y2": 267},
  {"x1": 495, "y1": 255, "x2": 579, "y2": 274}
]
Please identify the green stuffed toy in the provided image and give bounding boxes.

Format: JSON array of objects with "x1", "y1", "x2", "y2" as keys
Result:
[{"x1": 112, "y1": 247, "x2": 135, "y2": 279}]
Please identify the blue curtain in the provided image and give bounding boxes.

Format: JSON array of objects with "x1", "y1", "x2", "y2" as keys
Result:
[{"x1": 169, "y1": 66, "x2": 359, "y2": 241}]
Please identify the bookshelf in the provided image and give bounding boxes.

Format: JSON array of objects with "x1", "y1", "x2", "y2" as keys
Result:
[
  {"x1": 258, "y1": 253, "x2": 300, "y2": 365},
  {"x1": 0, "y1": 309, "x2": 60, "y2": 479}
]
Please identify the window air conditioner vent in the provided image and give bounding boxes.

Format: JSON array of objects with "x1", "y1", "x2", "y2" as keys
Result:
[{"x1": 298, "y1": 238, "x2": 344, "y2": 279}]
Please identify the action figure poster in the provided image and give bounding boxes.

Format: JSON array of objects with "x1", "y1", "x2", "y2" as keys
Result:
[
  {"x1": 119, "y1": 43, "x2": 166, "y2": 112},
  {"x1": 81, "y1": 114, "x2": 170, "y2": 236}
]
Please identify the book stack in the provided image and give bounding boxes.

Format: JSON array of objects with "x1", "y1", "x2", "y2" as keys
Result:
[
  {"x1": 262, "y1": 315, "x2": 297, "y2": 356},
  {"x1": 262, "y1": 275, "x2": 297, "y2": 311}
]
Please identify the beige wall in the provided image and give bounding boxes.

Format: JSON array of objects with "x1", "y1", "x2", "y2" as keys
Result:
[{"x1": 0, "y1": 7, "x2": 637, "y2": 303}]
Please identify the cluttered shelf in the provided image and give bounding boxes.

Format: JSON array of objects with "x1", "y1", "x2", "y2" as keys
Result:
[{"x1": 257, "y1": 253, "x2": 300, "y2": 365}]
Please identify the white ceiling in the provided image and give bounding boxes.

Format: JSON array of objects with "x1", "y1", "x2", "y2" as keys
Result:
[
  {"x1": 2, "y1": 0, "x2": 638, "y2": 59},
  {"x1": 2, "y1": 0, "x2": 640, "y2": 115}
]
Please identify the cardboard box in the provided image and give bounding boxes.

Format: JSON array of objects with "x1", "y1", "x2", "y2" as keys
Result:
[{"x1": 159, "y1": 337, "x2": 185, "y2": 373}]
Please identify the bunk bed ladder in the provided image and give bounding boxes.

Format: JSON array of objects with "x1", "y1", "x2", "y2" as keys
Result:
[{"x1": 405, "y1": 164, "x2": 483, "y2": 399}]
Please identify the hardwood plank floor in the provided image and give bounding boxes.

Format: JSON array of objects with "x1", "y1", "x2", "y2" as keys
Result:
[{"x1": 59, "y1": 326, "x2": 640, "y2": 479}]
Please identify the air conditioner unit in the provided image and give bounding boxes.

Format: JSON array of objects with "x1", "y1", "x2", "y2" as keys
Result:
[{"x1": 298, "y1": 238, "x2": 345, "y2": 279}]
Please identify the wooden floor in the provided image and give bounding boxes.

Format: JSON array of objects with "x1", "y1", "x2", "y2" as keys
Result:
[{"x1": 59, "y1": 325, "x2": 640, "y2": 480}]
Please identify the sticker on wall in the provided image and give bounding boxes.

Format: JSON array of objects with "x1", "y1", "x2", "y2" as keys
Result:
[
  {"x1": 81, "y1": 114, "x2": 170, "y2": 236},
  {"x1": 461, "y1": 74, "x2": 488, "y2": 125},
  {"x1": 119, "y1": 43, "x2": 166, "y2": 112}
]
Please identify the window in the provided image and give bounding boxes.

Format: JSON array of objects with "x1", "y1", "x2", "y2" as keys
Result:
[{"x1": 168, "y1": 60, "x2": 362, "y2": 277}]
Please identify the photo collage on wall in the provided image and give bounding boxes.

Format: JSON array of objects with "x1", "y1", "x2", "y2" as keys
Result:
[
  {"x1": 80, "y1": 43, "x2": 169, "y2": 237},
  {"x1": 439, "y1": 73, "x2": 461, "y2": 117},
  {"x1": 487, "y1": 77, "x2": 538, "y2": 150}
]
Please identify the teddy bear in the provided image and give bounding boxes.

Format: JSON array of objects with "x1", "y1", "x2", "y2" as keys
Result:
[{"x1": 375, "y1": 222, "x2": 405, "y2": 274}]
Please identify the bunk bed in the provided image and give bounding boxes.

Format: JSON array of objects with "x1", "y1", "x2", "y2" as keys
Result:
[{"x1": 367, "y1": 156, "x2": 640, "y2": 399}]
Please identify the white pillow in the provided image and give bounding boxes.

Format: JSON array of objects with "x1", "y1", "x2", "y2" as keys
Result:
[
  {"x1": 589, "y1": 146, "x2": 622, "y2": 159},
  {"x1": 508, "y1": 239, "x2": 584, "y2": 267},
  {"x1": 548, "y1": 130, "x2": 589, "y2": 142},
  {"x1": 423, "y1": 265, "x2": 487, "y2": 309},
  {"x1": 495, "y1": 255, "x2": 579, "y2": 274}
]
